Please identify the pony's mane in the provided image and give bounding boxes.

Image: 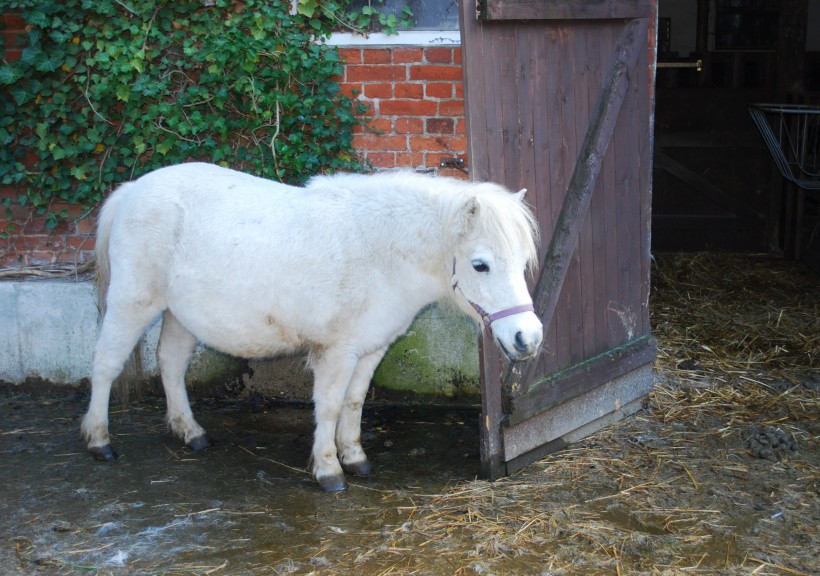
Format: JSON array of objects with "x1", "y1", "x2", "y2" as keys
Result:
[
  {"x1": 466, "y1": 181, "x2": 540, "y2": 272},
  {"x1": 307, "y1": 170, "x2": 540, "y2": 271}
]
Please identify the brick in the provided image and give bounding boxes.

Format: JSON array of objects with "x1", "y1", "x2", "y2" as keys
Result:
[
  {"x1": 352, "y1": 134, "x2": 407, "y2": 151},
  {"x1": 51, "y1": 202, "x2": 85, "y2": 218},
  {"x1": 453, "y1": 48, "x2": 463, "y2": 65},
  {"x1": 379, "y1": 99, "x2": 438, "y2": 116},
  {"x1": 394, "y1": 152, "x2": 425, "y2": 168},
  {"x1": 441, "y1": 168, "x2": 469, "y2": 181},
  {"x1": 455, "y1": 119, "x2": 466, "y2": 135},
  {"x1": 409, "y1": 65, "x2": 462, "y2": 82},
  {"x1": 26, "y1": 251, "x2": 57, "y2": 265},
  {"x1": 346, "y1": 65, "x2": 406, "y2": 82},
  {"x1": 339, "y1": 82, "x2": 363, "y2": 98},
  {"x1": 409, "y1": 136, "x2": 450, "y2": 152},
  {"x1": 395, "y1": 117, "x2": 424, "y2": 135},
  {"x1": 55, "y1": 250, "x2": 92, "y2": 265},
  {"x1": 66, "y1": 236, "x2": 96, "y2": 251},
  {"x1": 2, "y1": 14, "x2": 27, "y2": 30},
  {"x1": 4, "y1": 48, "x2": 22, "y2": 62},
  {"x1": 363, "y1": 48, "x2": 392, "y2": 64},
  {"x1": 363, "y1": 118, "x2": 393, "y2": 134},
  {"x1": 425, "y1": 83, "x2": 453, "y2": 99},
  {"x1": 363, "y1": 83, "x2": 393, "y2": 99},
  {"x1": 454, "y1": 82, "x2": 464, "y2": 98},
  {"x1": 438, "y1": 99, "x2": 465, "y2": 116},
  {"x1": 394, "y1": 83, "x2": 423, "y2": 99},
  {"x1": 409, "y1": 135, "x2": 467, "y2": 153},
  {"x1": 365, "y1": 152, "x2": 396, "y2": 168},
  {"x1": 426, "y1": 118, "x2": 454, "y2": 134},
  {"x1": 424, "y1": 47, "x2": 453, "y2": 64},
  {"x1": 74, "y1": 218, "x2": 96, "y2": 235},
  {"x1": 392, "y1": 47, "x2": 424, "y2": 64},
  {"x1": 337, "y1": 48, "x2": 362, "y2": 64}
]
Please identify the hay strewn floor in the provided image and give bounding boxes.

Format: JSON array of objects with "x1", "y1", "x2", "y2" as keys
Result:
[
  {"x1": 314, "y1": 253, "x2": 819, "y2": 576},
  {"x1": 1, "y1": 253, "x2": 817, "y2": 575}
]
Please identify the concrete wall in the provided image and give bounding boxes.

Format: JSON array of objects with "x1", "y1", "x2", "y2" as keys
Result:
[{"x1": 0, "y1": 280, "x2": 481, "y2": 401}]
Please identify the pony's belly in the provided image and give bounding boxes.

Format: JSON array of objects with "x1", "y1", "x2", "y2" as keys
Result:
[{"x1": 171, "y1": 306, "x2": 315, "y2": 359}]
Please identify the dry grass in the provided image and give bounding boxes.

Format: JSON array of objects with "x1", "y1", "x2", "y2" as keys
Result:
[{"x1": 313, "y1": 253, "x2": 819, "y2": 576}]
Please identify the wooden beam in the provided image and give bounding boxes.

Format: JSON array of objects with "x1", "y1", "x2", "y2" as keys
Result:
[
  {"x1": 505, "y1": 18, "x2": 644, "y2": 391},
  {"x1": 478, "y1": 0, "x2": 651, "y2": 21},
  {"x1": 478, "y1": 332, "x2": 507, "y2": 480}
]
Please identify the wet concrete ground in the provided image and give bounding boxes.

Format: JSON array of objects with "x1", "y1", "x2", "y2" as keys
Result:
[{"x1": 1, "y1": 391, "x2": 480, "y2": 575}]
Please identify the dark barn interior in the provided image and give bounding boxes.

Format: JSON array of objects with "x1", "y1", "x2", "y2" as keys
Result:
[{"x1": 653, "y1": 0, "x2": 820, "y2": 271}]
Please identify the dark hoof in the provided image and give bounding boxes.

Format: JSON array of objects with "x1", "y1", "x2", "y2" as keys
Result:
[
  {"x1": 187, "y1": 435, "x2": 212, "y2": 452},
  {"x1": 343, "y1": 460, "x2": 374, "y2": 477},
  {"x1": 89, "y1": 444, "x2": 118, "y2": 462},
  {"x1": 317, "y1": 474, "x2": 347, "y2": 493}
]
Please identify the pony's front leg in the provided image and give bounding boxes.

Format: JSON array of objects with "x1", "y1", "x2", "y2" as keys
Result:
[
  {"x1": 310, "y1": 349, "x2": 359, "y2": 492},
  {"x1": 336, "y1": 347, "x2": 387, "y2": 477}
]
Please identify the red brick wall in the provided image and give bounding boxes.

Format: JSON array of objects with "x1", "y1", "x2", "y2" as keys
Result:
[{"x1": 338, "y1": 45, "x2": 467, "y2": 175}]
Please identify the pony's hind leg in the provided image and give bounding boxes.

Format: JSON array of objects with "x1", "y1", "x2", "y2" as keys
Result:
[
  {"x1": 157, "y1": 311, "x2": 209, "y2": 450},
  {"x1": 82, "y1": 301, "x2": 163, "y2": 460},
  {"x1": 336, "y1": 347, "x2": 387, "y2": 477}
]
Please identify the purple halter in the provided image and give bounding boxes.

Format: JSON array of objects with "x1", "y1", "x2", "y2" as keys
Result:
[{"x1": 451, "y1": 258, "x2": 535, "y2": 327}]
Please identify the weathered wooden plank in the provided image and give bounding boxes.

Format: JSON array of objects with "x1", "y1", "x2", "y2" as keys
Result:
[
  {"x1": 568, "y1": 23, "x2": 589, "y2": 367},
  {"x1": 508, "y1": 335, "x2": 657, "y2": 426},
  {"x1": 504, "y1": 364, "x2": 652, "y2": 474},
  {"x1": 479, "y1": 0, "x2": 651, "y2": 21},
  {"x1": 498, "y1": 27, "x2": 521, "y2": 186},
  {"x1": 478, "y1": 332, "x2": 506, "y2": 480},
  {"x1": 636, "y1": 33, "x2": 653, "y2": 337},
  {"x1": 504, "y1": 18, "x2": 644, "y2": 390},
  {"x1": 591, "y1": 24, "x2": 616, "y2": 357}
]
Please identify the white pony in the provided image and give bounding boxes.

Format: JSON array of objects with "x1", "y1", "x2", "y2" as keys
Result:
[{"x1": 82, "y1": 163, "x2": 542, "y2": 492}]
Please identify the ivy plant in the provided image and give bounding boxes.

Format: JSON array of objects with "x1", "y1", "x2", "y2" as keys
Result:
[
  {"x1": 297, "y1": 0, "x2": 415, "y2": 35},
  {"x1": 0, "y1": 0, "x2": 373, "y2": 231}
]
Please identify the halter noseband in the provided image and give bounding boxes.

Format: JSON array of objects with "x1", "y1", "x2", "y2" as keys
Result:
[{"x1": 451, "y1": 258, "x2": 535, "y2": 327}]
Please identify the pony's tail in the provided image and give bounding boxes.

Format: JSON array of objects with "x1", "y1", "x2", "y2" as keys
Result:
[{"x1": 95, "y1": 183, "x2": 143, "y2": 403}]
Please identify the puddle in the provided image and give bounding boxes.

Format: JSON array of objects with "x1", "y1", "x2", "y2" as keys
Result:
[{"x1": 0, "y1": 392, "x2": 479, "y2": 574}]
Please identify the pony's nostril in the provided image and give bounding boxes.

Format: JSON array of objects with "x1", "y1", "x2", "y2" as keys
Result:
[{"x1": 514, "y1": 331, "x2": 528, "y2": 352}]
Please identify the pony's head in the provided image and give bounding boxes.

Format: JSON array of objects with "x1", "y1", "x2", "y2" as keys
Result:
[{"x1": 449, "y1": 182, "x2": 543, "y2": 361}]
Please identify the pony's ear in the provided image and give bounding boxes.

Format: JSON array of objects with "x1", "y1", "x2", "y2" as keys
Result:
[
  {"x1": 514, "y1": 188, "x2": 527, "y2": 201},
  {"x1": 457, "y1": 196, "x2": 480, "y2": 234}
]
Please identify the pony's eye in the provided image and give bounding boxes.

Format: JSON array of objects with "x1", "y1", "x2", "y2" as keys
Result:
[{"x1": 472, "y1": 260, "x2": 490, "y2": 273}]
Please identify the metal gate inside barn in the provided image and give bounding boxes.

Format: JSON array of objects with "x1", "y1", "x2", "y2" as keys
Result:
[{"x1": 459, "y1": 0, "x2": 657, "y2": 478}]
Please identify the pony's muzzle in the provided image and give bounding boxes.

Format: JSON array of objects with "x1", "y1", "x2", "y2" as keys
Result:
[
  {"x1": 493, "y1": 313, "x2": 542, "y2": 361},
  {"x1": 511, "y1": 328, "x2": 542, "y2": 360}
]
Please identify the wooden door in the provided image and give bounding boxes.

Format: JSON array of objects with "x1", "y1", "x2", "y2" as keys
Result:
[{"x1": 459, "y1": 0, "x2": 657, "y2": 478}]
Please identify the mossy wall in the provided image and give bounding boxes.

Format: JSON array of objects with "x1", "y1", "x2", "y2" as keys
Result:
[{"x1": 372, "y1": 304, "x2": 481, "y2": 399}]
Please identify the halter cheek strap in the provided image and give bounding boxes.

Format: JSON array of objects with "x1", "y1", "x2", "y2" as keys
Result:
[{"x1": 451, "y1": 258, "x2": 536, "y2": 327}]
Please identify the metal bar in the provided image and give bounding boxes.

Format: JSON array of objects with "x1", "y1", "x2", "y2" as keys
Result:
[
  {"x1": 657, "y1": 59, "x2": 702, "y2": 71},
  {"x1": 749, "y1": 104, "x2": 820, "y2": 190}
]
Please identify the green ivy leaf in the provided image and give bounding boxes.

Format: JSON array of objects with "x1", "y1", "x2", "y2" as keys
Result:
[{"x1": 0, "y1": 65, "x2": 23, "y2": 85}]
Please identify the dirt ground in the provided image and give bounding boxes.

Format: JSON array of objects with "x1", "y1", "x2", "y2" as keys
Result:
[{"x1": 0, "y1": 253, "x2": 818, "y2": 575}]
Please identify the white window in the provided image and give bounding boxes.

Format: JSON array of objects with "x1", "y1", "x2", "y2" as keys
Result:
[{"x1": 328, "y1": 0, "x2": 460, "y2": 46}]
